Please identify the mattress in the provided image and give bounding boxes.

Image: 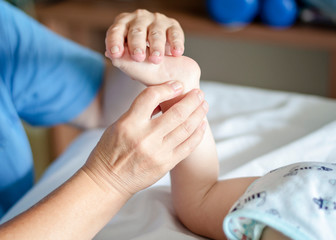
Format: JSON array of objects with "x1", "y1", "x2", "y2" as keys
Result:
[{"x1": 2, "y1": 81, "x2": 336, "y2": 239}]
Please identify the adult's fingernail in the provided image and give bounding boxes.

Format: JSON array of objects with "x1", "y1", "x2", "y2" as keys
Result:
[
  {"x1": 133, "y1": 48, "x2": 143, "y2": 55},
  {"x1": 152, "y1": 51, "x2": 160, "y2": 57},
  {"x1": 111, "y1": 46, "x2": 120, "y2": 54},
  {"x1": 173, "y1": 46, "x2": 183, "y2": 53},
  {"x1": 170, "y1": 81, "x2": 183, "y2": 92}
]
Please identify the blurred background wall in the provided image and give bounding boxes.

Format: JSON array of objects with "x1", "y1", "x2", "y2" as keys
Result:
[{"x1": 185, "y1": 35, "x2": 329, "y2": 96}]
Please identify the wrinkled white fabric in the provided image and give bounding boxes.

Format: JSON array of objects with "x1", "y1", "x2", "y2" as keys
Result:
[{"x1": 2, "y1": 81, "x2": 336, "y2": 239}]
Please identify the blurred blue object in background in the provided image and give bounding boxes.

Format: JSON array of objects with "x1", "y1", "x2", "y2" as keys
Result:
[
  {"x1": 260, "y1": 0, "x2": 298, "y2": 28},
  {"x1": 302, "y1": 0, "x2": 336, "y2": 20},
  {"x1": 207, "y1": 0, "x2": 259, "y2": 27}
]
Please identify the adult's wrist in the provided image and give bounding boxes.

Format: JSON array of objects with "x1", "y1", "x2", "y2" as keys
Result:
[
  {"x1": 0, "y1": 166, "x2": 131, "y2": 240},
  {"x1": 65, "y1": 169, "x2": 131, "y2": 238},
  {"x1": 81, "y1": 150, "x2": 134, "y2": 202}
]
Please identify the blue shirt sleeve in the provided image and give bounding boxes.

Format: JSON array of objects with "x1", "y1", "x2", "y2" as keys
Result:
[{"x1": 0, "y1": 1, "x2": 104, "y2": 126}]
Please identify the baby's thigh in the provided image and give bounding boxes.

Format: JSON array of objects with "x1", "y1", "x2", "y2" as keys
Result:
[{"x1": 261, "y1": 227, "x2": 290, "y2": 240}]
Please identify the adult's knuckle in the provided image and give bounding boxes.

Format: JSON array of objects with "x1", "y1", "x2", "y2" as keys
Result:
[
  {"x1": 115, "y1": 118, "x2": 132, "y2": 137},
  {"x1": 115, "y1": 12, "x2": 130, "y2": 21},
  {"x1": 115, "y1": 120, "x2": 127, "y2": 133},
  {"x1": 171, "y1": 106, "x2": 184, "y2": 122},
  {"x1": 137, "y1": 138, "x2": 155, "y2": 159},
  {"x1": 170, "y1": 18, "x2": 180, "y2": 27},
  {"x1": 107, "y1": 24, "x2": 122, "y2": 35},
  {"x1": 135, "y1": 9, "x2": 148, "y2": 16},
  {"x1": 196, "y1": 110, "x2": 206, "y2": 122},
  {"x1": 130, "y1": 26, "x2": 144, "y2": 35},
  {"x1": 149, "y1": 29, "x2": 164, "y2": 40},
  {"x1": 182, "y1": 144, "x2": 192, "y2": 155},
  {"x1": 144, "y1": 87, "x2": 160, "y2": 101},
  {"x1": 137, "y1": 140, "x2": 148, "y2": 155},
  {"x1": 154, "y1": 12, "x2": 165, "y2": 20},
  {"x1": 182, "y1": 121, "x2": 195, "y2": 136}
]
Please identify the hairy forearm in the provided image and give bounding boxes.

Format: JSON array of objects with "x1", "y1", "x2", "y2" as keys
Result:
[{"x1": 0, "y1": 169, "x2": 129, "y2": 240}]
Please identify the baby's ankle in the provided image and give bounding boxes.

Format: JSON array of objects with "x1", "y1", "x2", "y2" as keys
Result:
[{"x1": 175, "y1": 57, "x2": 200, "y2": 93}]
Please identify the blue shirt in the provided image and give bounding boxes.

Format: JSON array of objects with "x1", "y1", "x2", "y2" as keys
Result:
[{"x1": 0, "y1": 1, "x2": 104, "y2": 217}]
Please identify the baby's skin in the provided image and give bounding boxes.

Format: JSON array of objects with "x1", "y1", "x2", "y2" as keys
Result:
[
  {"x1": 110, "y1": 46, "x2": 200, "y2": 89},
  {"x1": 262, "y1": 227, "x2": 290, "y2": 240},
  {"x1": 110, "y1": 46, "x2": 290, "y2": 240}
]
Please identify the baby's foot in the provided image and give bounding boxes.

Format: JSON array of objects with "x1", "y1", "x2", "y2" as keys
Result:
[{"x1": 110, "y1": 47, "x2": 201, "y2": 91}]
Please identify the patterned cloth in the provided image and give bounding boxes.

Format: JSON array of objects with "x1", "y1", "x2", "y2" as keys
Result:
[{"x1": 223, "y1": 162, "x2": 336, "y2": 240}]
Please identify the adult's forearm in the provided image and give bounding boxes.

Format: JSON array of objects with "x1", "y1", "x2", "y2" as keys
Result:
[{"x1": 0, "y1": 169, "x2": 129, "y2": 240}]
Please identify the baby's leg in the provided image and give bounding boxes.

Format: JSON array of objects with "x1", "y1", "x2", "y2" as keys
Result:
[
  {"x1": 261, "y1": 227, "x2": 290, "y2": 240},
  {"x1": 111, "y1": 50, "x2": 257, "y2": 239}
]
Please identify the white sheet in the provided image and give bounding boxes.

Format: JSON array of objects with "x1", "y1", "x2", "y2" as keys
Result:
[{"x1": 2, "y1": 81, "x2": 336, "y2": 239}]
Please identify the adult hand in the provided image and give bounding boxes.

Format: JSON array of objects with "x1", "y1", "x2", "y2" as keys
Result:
[
  {"x1": 105, "y1": 9, "x2": 184, "y2": 64},
  {"x1": 83, "y1": 81, "x2": 208, "y2": 197}
]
